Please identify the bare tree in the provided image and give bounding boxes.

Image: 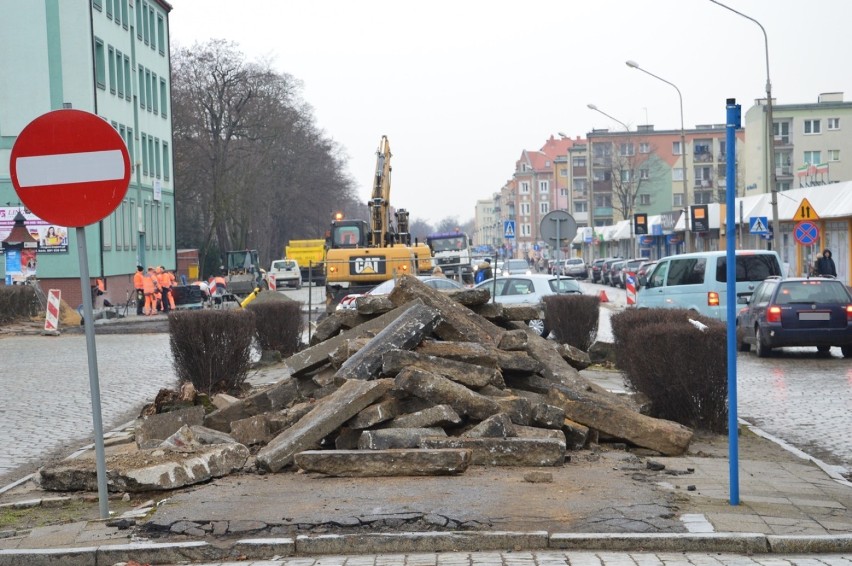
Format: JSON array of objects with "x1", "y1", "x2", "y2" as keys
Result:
[
  {"x1": 172, "y1": 40, "x2": 356, "y2": 273},
  {"x1": 607, "y1": 137, "x2": 666, "y2": 221}
]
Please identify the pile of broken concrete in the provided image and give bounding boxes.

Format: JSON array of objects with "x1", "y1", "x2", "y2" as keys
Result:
[{"x1": 35, "y1": 275, "x2": 693, "y2": 493}]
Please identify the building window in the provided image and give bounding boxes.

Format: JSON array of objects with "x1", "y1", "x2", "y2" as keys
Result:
[
  {"x1": 165, "y1": 204, "x2": 172, "y2": 249},
  {"x1": 672, "y1": 168, "x2": 684, "y2": 181},
  {"x1": 828, "y1": 117, "x2": 840, "y2": 130},
  {"x1": 539, "y1": 202, "x2": 549, "y2": 214},
  {"x1": 105, "y1": 0, "x2": 112, "y2": 18},
  {"x1": 138, "y1": 67, "x2": 145, "y2": 108},
  {"x1": 126, "y1": 127, "x2": 134, "y2": 167},
  {"x1": 538, "y1": 181, "x2": 549, "y2": 193},
  {"x1": 639, "y1": 194, "x2": 650, "y2": 206},
  {"x1": 141, "y1": 133, "x2": 148, "y2": 175},
  {"x1": 519, "y1": 182, "x2": 530, "y2": 194},
  {"x1": 673, "y1": 193, "x2": 684, "y2": 207},
  {"x1": 620, "y1": 170, "x2": 633, "y2": 183},
  {"x1": 124, "y1": 56, "x2": 131, "y2": 101},
  {"x1": 116, "y1": 201, "x2": 125, "y2": 250},
  {"x1": 521, "y1": 223, "x2": 531, "y2": 237},
  {"x1": 804, "y1": 150, "x2": 821, "y2": 164},
  {"x1": 639, "y1": 142, "x2": 650, "y2": 154},
  {"x1": 146, "y1": 70, "x2": 153, "y2": 112},
  {"x1": 136, "y1": 1, "x2": 142, "y2": 39},
  {"x1": 672, "y1": 141, "x2": 683, "y2": 155},
  {"x1": 574, "y1": 201, "x2": 587, "y2": 213},
  {"x1": 127, "y1": 198, "x2": 135, "y2": 250},
  {"x1": 574, "y1": 179, "x2": 587, "y2": 193},
  {"x1": 804, "y1": 119, "x2": 821, "y2": 135},
  {"x1": 154, "y1": 138, "x2": 161, "y2": 178},
  {"x1": 572, "y1": 157, "x2": 586, "y2": 167},
  {"x1": 163, "y1": 142, "x2": 170, "y2": 180},
  {"x1": 151, "y1": 73, "x2": 158, "y2": 114},
  {"x1": 520, "y1": 202, "x2": 531, "y2": 215},
  {"x1": 121, "y1": 0, "x2": 128, "y2": 29},
  {"x1": 144, "y1": 201, "x2": 150, "y2": 249},
  {"x1": 640, "y1": 168, "x2": 649, "y2": 180},
  {"x1": 102, "y1": 211, "x2": 112, "y2": 250},
  {"x1": 107, "y1": 46, "x2": 116, "y2": 93},
  {"x1": 619, "y1": 143, "x2": 635, "y2": 156},
  {"x1": 559, "y1": 168, "x2": 567, "y2": 177},
  {"x1": 93, "y1": 0, "x2": 102, "y2": 11},
  {"x1": 142, "y1": 2, "x2": 150, "y2": 44},
  {"x1": 94, "y1": 38, "x2": 106, "y2": 89},
  {"x1": 149, "y1": 7, "x2": 156, "y2": 50},
  {"x1": 594, "y1": 194, "x2": 612, "y2": 208},
  {"x1": 157, "y1": 15, "x2": 165, "y2": 55},
  {"x1": 829, "y1": 149, "x2": 840, "y2": 162},
  {"x1": 115, "y1": 50, "x2": 124, "y2": 97}
]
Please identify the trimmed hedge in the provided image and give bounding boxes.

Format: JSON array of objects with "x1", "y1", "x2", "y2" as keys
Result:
[
  {"x1": 0, "y1": 285, "x2": 40, "y2": 324},
  {"x1": 543, "y1": 294, "x2": 600, "y2": 351},
  {"x1": 611, "y1": 308, "x2": 728, "y2": 432},
  {"x1": 168, "y1": 309, "x2": 256, "y2": 395},
  {"x1": 247, "y1": 299, "x2": 303, "y2": 356}
]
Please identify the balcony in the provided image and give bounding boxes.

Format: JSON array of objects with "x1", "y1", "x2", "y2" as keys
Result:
[
  {"x1": 774, "y1": 135, "x2": 792, "y2": 148},
  {"x1": 591, "y1": 157, "x2": 611, "y2": 167},
  {"x1": 693, "y1": 151, "x2": 714, "y2": 163},
  {"x1": 572, "y1": 166, "x2": 588, "y2": 176},
  {"x1": 694, "y1": 179, "x2": 713, "y2": 189},
  {"x1": 776, "y1": 166, "x2": 793, "y2": 178},
  {"x1": 594, "y1": 206, "x2": 613, "y2": 219}
]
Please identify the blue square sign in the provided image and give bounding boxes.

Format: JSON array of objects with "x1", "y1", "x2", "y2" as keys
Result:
[
  {"x1": 749, "y1": 216, "x2": 769, "y2": 235},
  {"x1": 504, "y1": 220, "x2": 515, "y2": 239}
]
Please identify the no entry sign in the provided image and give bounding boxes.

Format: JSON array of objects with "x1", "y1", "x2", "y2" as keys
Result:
[{"x1": 10, "y1": 109, "x2": 130, "y2": 227}]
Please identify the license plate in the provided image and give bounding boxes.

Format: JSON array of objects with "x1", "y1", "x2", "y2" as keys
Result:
[{"x1": 798, "y1": 311, "x2": 830, "y2": 321}]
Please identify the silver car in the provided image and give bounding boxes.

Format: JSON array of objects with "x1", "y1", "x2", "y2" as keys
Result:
[
  {"x1": 562, "y1": 258, "x2": 588, "y2": 279},
  {"x1": 475, "y1": 273, "x2": 582, "y2": 337}
]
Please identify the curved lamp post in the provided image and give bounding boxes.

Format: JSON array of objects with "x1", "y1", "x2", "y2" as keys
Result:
[
  {"x1": 626, "y1": 60, "x2": 691, "y2": 253},
  {"x1": 709, "y1": 0, "x2": 776, "y2": 249}
]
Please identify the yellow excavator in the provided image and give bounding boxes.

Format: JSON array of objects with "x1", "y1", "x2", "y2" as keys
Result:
[{"x1": 324, "y1": 136, "x2": 432, "y2": 311}]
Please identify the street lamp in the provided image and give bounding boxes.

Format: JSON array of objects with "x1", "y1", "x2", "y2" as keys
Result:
[
  {"x1": 626, "y1": 60, "x2": 691, "y2": 253},
  {"x1": 709, "y1": 0, "x2": 777, "y2": 250},
  {"x1": 561, "y1": 129, "x2": 595, "y2": 264},
  {"x1": 587, "y1": 104, "x2": 636, "y2": 259}
]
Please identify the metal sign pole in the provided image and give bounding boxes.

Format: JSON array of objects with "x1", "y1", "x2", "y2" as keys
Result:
[{"x1": 75, "y1": 227, "x2": 109, "y2": 518}]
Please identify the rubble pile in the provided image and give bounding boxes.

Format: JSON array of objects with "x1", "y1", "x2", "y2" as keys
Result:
[{"x1": 36, "y1": 275, "x2": 693, "y2": 491}]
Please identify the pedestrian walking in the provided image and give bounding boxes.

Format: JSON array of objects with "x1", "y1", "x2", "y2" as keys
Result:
[
  {"x1": 475, "y1": 258, "x2": 493, "y2": 284},
  {"x1": 133, "y1": 265, "x2": 144, "y2": 315},
  {"x1": 815, "y1": 248, "x2": 837, "y2": 277},
  {"x1": 142, "y1": 266, "x2": 159, "y2": 315}
]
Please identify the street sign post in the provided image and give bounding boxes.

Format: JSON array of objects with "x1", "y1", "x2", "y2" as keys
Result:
[
  {"x1": 792, "y1": 198, "x2": 819, "y2": 222},
  {"x1": 539, "y1": 210, "x2": 577, "y2": 282},
  {"x1": 10, "y1": 109, "x2": 130, "y2": 519},
  {"x1": 749, "y1": 216, "x2": 769, "y2": 235},
  {"x1": 503, "y1": 220, "x2": 515, "y2": 239},
  {"x1": 793, "y1": 220, "x2": 819, "y2": 246}
]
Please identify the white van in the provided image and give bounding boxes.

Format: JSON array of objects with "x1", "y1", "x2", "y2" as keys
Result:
[{"x1": 636, "y1": 250, "x2": 783, "y2": 321}]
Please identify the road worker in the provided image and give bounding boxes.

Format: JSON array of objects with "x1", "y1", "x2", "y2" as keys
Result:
[
  {"x1": 133, "y1": 265, "x2": 144, "y2": 315},
  {"x1": 158, "y1": 266, "x2": 176, "y2": 311},
  {"x1": 142, "y1": 266, "x2": 159, "y2": 315}
]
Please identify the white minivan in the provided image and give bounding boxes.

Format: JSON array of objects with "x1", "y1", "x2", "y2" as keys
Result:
[{"x1": 636, "y1": 250, "x2": 783, "y2": 321}]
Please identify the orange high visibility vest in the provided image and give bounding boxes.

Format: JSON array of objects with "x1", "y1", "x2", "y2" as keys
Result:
[
  {"x1": 133, "y1": 271, "x2": 144, "y2": 290},
  {"x1": 142, "y1": 272, "x2": 158, "y2": 293}
]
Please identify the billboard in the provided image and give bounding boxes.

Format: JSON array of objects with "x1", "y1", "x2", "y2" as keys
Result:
[{"x1": 0, "y1": 207, "x2": 69, "y2": 253}]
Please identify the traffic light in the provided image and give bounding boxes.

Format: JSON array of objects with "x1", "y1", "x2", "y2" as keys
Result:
[{"x1": 633, "y1": 213, "x2": 648, "y2": 235}]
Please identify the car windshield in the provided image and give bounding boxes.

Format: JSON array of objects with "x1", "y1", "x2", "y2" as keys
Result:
[
  {"x1": 776, "y1": 280, "x2": 850, "y2": 304},
  {"x1": 429, "y1": 236, "x2": 466, "y2": 252},
  {"x1": 506, "y1": 259, "x2": 528, "y2": 270},
  {"x1": 549, "y1": 278, "x2": 581, "y2": 293},
  {"x1": 272, "y1": 260, "x2": 296, "y2": 270}
]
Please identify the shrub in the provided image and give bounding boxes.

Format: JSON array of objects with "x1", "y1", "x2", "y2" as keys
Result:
[
  {"x1": 543, "y1": 294, "x2": 600, "y2": 351},
  {"x1": 169, "y1": 309, "x2": 256, "y2": 395},
  {"x1": 612, "y1": 308, "x2": 727, "y2": 432},
  {"x1": 247, "y1": 299, "x2": 303, "y2": 356},
  {"x1": 0, "y1": 285, "x2": 40, "y2": 324}
]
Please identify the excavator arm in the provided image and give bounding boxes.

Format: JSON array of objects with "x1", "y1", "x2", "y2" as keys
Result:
[{"x1": 369, "y1": 135, "x2": 392, "y2": 247}]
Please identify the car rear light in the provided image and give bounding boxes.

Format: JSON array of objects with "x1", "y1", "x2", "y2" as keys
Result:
[
  {"x1": 847, "y1": 305, "x2": 852, "y2": 321},
  {"x1": 767, "y1": 305, "x2": 781, "y2": 323},
  {"x1": 707, "y1": 291, "x2": 719, "y2": 307}
]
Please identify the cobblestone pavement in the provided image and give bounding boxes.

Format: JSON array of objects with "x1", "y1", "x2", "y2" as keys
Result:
[
  {"x1": 0, "y1": 333, "x2": 177, "y2": 482},
  {"x1": 163, "y1": 551, "x2": 852, "y2": 566}
]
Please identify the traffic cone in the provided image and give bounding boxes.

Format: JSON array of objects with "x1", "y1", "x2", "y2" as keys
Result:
[{"x1": 598, "y1": 290, "x2": 609, "y2": 303}]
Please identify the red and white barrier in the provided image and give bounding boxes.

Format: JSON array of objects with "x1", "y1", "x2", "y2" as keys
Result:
[
  {"x1": 625, "y1": 272, "x2": 637, "y2": 306},
  {"x1": 44, "y1": 289, "x2": 61, "y2": 332}
]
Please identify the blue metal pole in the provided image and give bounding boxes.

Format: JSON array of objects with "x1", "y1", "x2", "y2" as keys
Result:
[{"x1": 726, "y1": 98, "x2": 741, "y2": 505}]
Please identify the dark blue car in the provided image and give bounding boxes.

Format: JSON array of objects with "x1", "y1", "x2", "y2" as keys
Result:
[{"x1": 737, "y1": 276, "x2": 852, "y2": 357}]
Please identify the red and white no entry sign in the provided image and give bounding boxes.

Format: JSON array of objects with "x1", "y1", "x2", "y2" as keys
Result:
[{"x1": 9, "y1": 109, "x2": 130, "y2": 227}]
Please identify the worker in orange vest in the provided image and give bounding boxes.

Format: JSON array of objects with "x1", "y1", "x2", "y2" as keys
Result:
[
  {"x1": 142, "y1": 266, "x2": 159, "y2": 315},
  {"x1": 133, "y1": 265, "x2": 145, "y2": 315},
  {"x1": 157, "y1": 266, "x2": 176, "y2": 312}
]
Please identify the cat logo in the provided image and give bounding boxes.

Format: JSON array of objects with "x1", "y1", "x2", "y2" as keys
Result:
[{"x1": 352, "y1": 256, "x2": 386, "y2": 275}]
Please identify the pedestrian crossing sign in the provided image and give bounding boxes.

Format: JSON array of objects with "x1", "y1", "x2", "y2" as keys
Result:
[
  {"x1": 504, "y1": 220, "x2": 516, "y2": 239},
  {"x1": 749, "y1": 216, "x2": 769, "y2": 235}
]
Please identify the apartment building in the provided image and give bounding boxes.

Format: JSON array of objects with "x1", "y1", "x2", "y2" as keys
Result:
[
  {"x1": 0, "y1": 0, "x2": 175, "y2": 306},
  {"x1": 473, "y1": 198, "x2": 497, "y2": 249},
  {"x1": 744, "y1": 92, "x2": 852, "y2": 194}
]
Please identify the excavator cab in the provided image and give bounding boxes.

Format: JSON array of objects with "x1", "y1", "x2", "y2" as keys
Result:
[{"x1": 329, "y1": 219, "x2": 368, "y2": 249}]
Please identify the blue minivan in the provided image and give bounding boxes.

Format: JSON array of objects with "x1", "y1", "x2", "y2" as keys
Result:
[{"x1": 636, "y1": 250, "x2": 783, "y2": 321}]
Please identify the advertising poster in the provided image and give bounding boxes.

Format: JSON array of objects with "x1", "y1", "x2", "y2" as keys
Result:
[{"x1": 0, "y1": 207, "x2": 69, "y2": 253}]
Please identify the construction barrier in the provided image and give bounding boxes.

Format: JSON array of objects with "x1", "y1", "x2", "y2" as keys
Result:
[
  {"x1": 598, "y1": 290, "x2": 609, "y2": 303},
  {"x1": 625, "y1": 272, "x2": 637, "y2": 306},
  {"x1": 44, "y1": 289, "x2": 61, "y2": 332}
]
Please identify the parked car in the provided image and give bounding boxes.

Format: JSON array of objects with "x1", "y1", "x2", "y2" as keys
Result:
[
  {"x1": 501, "y1": 258, "x2": 533, "y2": 276},
  {"x1": 590, "y1": 258, "x2": 607, "y2": 283},
  {"x1": 475, "y1": 273, "x2": 582, "y2": 337},
  {"x1": 601, "y1": 257, "x2": 624, "y2": 286},
  {"x1": 637, "y1": 250, "x2": 783, "y2": 321},
  {"x1": 562, "y1": 258, "x2": 588, "y2": 279},
  {"x1": 268, "y1": 259, "x2": 302, "y2": 290},
  {"x1": 737, "y1": 276, "x2": 852, "y2": 357},
  {"x1": 608, "y1": 260, "x2": 626, "y2": 287},
  {"x1": 337, "y1": 275, "x2": 463, "y2": 310},
  {"x1": 617, "y1": 258, "x2": 646, "y2": 288}
]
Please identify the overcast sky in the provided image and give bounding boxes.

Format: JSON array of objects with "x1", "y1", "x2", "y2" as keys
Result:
[{"x1": 169, "y1": 0, "x2": 852, "y2": 225}]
